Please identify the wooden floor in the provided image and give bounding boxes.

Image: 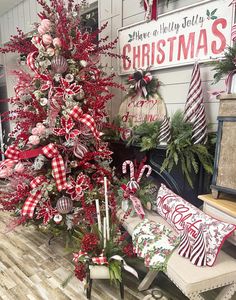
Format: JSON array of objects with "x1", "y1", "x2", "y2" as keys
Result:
[{"x1": 0, "y1": 210, "x2": 235, "y2": 300}]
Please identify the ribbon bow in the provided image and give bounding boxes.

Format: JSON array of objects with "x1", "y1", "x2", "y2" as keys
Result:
[
  {"x1": 130, "y1": 69, "x2": 153, "y2": 98},
  {"x1": 69, "y1": 106, "x2": 103, "y2": 140},
  {"x1": 21, "y1": 175, "x2": 47, "y2": 218},
  {"x1": 143, "y1": 0, "x2": 158, "y2": 21},
  {"x1": 121, "y1": 185, "x2": 145, "y2": 219},
  {"x1": 5, "y1": 145, "x2": 44, "y2": 160},
  {"x1": 42, "y1": 143, "x2": 67, "y2": 192}
]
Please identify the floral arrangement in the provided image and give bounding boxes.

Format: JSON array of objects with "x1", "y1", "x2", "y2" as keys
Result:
[{"x1": 0, "y1": 0, "x2": 134, "y2": 284}]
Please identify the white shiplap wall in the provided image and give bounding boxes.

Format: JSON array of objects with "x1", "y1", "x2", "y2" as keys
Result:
[
  {"x1": 99, "y1": 0, "x2": 228, "y2": 128},
  {"x1": 0, "y1": 0, "x2": 228, "y2": 128}
]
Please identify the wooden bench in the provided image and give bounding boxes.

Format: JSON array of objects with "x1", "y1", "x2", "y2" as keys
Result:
[{"x1": 117, "y1": 209, "x2": 236, "y2": 300}]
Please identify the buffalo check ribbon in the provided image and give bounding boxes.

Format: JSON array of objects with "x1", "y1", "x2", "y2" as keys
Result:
[
  {"x1": 73, "y1": 251, "x2": 108, "y2": 265},
  {"x1": 69, "y1": 106, "x2": 102, "y2": 140},
  {"x1": 5, "y1": 145, "x2": 44, "y2": 160},
  {"x1": 42, "y1": 143, "x2": 67, "y2": 192},
  {"x1": 21, "y1": 175, "x2": 47, "y2": 218}
]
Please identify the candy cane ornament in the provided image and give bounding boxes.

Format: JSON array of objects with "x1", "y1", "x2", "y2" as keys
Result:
[
  {"x1": 122, "y1": 160, "x2": 140, "y2": 191},
  {"x1": 137, "y1": 165, "x2": 152, "y2": 183}
]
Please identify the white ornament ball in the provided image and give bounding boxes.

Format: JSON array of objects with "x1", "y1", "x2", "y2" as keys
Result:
[
  {"x1": 40, "y1": 97, "x2": 48, "y2": 106},
  {"x1": 47, "y1": 47, "x2": 55, "y2": 57},
  {"x1": 53, "y1": 214, "x2": 63, "y2": 224},
  {"x1": 56, "y1": 196, "x2": 73, "y2": 214},
  {"x1": 80, "y1": 60, "x2": 88, "y2": 68},
  {"x1": 53, "y1": 37, "x2": 62, "y2": 48},
  {"x1": 42, "y1": 34, "x2": 52, "y2": 45},
  {"x1": 28, "y1": 135, "x2": 40, "y2": 145}
]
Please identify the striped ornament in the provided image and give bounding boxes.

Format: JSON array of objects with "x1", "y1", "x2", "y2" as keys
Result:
[
  {"x1": 56, "y1": 196, "x2": 73, "y2": 214},
  {"x1": 178, "y1": 227, "x2": 191, "y2": 258},
  {"x1": 192, "y1": 104, "x2": 207, "y2": 144},
  {"x1": 73, "y1": 142, "x2": 88, "y2": 159},
  {"x1": 127, "y1": 178, "x2": 140, "y2": 191},
  {"x1": 51, "y1": 55, "x2": 68, "y2": 74},
  {"x1": 190, "y1": 229, "x2": 207, "y2": 267},
  {"x1": 231, "y1": 23, "x2": 236, "y2": 42},
  {"x1": 158, "y1": 116, "x2": 171, "y2": 144},
  {"x1": 184, "y1": 63, "x2": 204, "y2": 123}
]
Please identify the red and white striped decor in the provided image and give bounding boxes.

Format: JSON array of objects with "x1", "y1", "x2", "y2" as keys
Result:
[
  {"x1": 158, "y1": 116, "x2": 171, "y2": 144},
  {"x1": 192, "y1": 104, "x2": 207, "y2": 145},
  {"x1": 231, "y1": 23, "x2": 236, "y2": 42},
  {"x1": 184, "y1": 63, "x2": 204, "y2": 123},
  {"x1": 178, "y1": 227, "x2": 191, "y2": 259},
  {"x1": 190, "y1": 229, "x2": 207, "y2": 267}
]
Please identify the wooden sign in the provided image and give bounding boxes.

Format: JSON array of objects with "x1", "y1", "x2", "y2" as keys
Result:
[
  {"x1": 119, "y1": 93, "x2": 166, "y2": 127},
  {"x1": 118, "y1": 0, "x2": 233, "y2": 75}
]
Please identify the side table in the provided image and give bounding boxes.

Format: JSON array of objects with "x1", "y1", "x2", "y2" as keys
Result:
[{"x1": 198, "y1": 194, "x2": 236, "y2": 246}]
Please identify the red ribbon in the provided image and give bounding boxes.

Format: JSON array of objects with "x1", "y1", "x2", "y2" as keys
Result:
[
  {"x1": 144, "y1": 0, "x2": 158, "y2": 20},
  {"x1": 121, "y1": 185, "x2": 145, "y2": 219},
  {"x1": 21, "y1": 175, "x2": 47, "y2": 218},
  {"x1": 5, "y1": 145, "x2": 44, "y2": 160},
  {"x1": 73, "y1": 251, "x2": 108, "y2": 265},
  {"x1": 69, "y1": 106, "x2": 102, "y2": 140},
  {"x1": 42, "y1": 143, "x2": 67, "y2": 192}
]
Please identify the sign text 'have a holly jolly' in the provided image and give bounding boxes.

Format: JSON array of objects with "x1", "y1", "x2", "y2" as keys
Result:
[{"x1": 118, "y1": 0, "x2": 233, "y2": 74}]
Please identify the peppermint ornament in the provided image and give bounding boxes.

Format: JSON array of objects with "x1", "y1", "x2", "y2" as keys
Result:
[
  {"x1": 56, "y1": 196, "x2": 73, "y2": 214},
  {"x1": 192, "y1": 104, "x2": 207, "y2": 145},
  {"x1": 54, "y1": 214, "x2": 63, "y2": 224},
  {"x1": 158, "y1": 116, "x2": 171, "y2": 145},
  {"x1": 73, "y1": 142, "x2": 88, "y2": 159},
  {"x1": 42, "y1": 34, "x2": 52, "y2": 45},
  {"x1": 51, "y1": 55, "x2": 68, "y2": 74}
]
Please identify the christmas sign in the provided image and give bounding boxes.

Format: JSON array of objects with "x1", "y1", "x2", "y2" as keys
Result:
[{"x1": 119, "y1": 0, "x2": 233, "y2": 74}]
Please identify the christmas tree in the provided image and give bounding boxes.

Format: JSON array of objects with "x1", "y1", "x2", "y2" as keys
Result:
[{"x1": 0, "y1": 0, "x2": 134, "y2": 283}]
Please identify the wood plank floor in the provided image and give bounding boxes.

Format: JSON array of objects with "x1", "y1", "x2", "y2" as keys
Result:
[{"x1": 0, "y1": 210, "x2": 235, "y2": 300}]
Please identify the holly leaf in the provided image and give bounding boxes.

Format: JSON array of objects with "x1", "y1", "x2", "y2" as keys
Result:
[
  {"x1": 211, "y1": 8, "x2": 217, "y2": 15},
  {"x1": 128, "y1": 34, "x2": 133, "y2": 43},
  {"x1": 206, "y1": 9, "x2": 210, "y2": 17},
  {"x1": 211, "y1": 16, "x2": 217, "y2": 20}
]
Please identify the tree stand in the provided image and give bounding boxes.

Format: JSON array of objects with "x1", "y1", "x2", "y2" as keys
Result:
[{"x1": 85, "y1": 260, "x2": 124, "y2": 299}]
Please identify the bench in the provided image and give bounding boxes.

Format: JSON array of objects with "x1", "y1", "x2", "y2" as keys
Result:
[{"x1": 117, "y1": 209, "x2": 236, "y2": 300}]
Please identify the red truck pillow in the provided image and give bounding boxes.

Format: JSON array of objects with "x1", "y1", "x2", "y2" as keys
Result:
[{"x1": 156, "y1": 184, "x2": 236, "y2": 266}]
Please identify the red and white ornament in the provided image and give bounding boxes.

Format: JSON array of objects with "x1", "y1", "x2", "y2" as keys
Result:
[
  {"x1": 73, "y1": 142, "x2": 88, "y2": 159},
  {"x1": 28, "y1": 135, "x2": 40, "y2": 145},
  {"x1": 51, "y1": 55, "x2": 68, "y2": 74},
  {"x1": 41, "y1": 19, "x2": 51, "y2": 31},
  {"x1": 120, "y1": 128, "x2": 133, "y2": 141},
  {"x1": 38, "y1": 25, "x2": 47, "y2": 35},
  {"x1": 47, "y1": 47, "x2": 55, "y2": 57},
  {"x1": 53, "y1": 214, "x2": 63, "y2": 224},
  {"x1": 56, "y1": 196, "x2": 73, "y2": 214},
  {"x1": 42, "y1": 34, "x2": 52, "y2": 46}
]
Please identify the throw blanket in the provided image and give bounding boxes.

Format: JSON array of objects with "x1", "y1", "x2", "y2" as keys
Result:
[{"x1": 132, "y1": 219, "x2": 180, "y2": 271}]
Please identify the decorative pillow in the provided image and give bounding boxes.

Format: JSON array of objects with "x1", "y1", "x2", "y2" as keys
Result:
[{"x1": 156, "y1": 184, "x2": 236, "y2": 266}]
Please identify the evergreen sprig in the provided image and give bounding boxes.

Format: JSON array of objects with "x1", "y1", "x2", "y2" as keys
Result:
[{"x1": 210, "y1": 45, "x2": 236, "y2": 83}]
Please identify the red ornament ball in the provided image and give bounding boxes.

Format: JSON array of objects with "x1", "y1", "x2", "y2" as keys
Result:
[
  {"x1": 56, "y1": 196, "x2": 73, "y2": 214},
  {"x1": 81, "y1": 233, "x2": 99, "y2": 252}
]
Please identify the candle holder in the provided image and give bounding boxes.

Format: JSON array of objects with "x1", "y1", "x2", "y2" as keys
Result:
[{"x1": 85, "y1": 259, "x2": 124, "y2": 299}]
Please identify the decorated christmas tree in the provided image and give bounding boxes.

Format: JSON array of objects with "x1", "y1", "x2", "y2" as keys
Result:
[{"x1": 0, "y1": 0, "x2": 135, "y2": 283}]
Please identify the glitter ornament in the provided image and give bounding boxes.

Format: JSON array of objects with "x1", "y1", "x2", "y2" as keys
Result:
[
  {"x1": 53, "y1": 37, "x2": 62, "y2": 48},
  {"x1": 80, "y1": 60, "x2": 88, "y2": 68},
  {"x1": 40, "y1": 97, "x2": 48, "y2": 106},
  {"x1": 56, "y1": 196, "x2": 73, "y2": 214},
  {"x1": 28, "y1": 135, "x2": 40, "y2": 145},
  {"x1": 51, "y1": 55, "x2": 68, "y2": 74},
  {"x1": 42, "y1": 34, "x2": 53, "y2": 45},
  {"x1": 120, "y1": 128, "x2": 133, "y2": 141},
  {"x1": 65, "y1": 73, "x2": 74, "y2": 83}
]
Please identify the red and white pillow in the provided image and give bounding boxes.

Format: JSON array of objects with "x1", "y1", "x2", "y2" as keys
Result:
[{"x1": 156, "y1": 184, "x2": 236, "y2": 267}]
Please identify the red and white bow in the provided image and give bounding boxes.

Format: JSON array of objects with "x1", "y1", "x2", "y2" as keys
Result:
[
  {"x1": 121, "y1": 185, "x2": 145, "y2": 219},
  {"x1": 69, "y1": 106, "x2": 103, "y2": 140},
  {"x1": 53, "y1": 116, "x2": 81, "y2": 141},
  {"x1": 42, "y1": 143, "x2": 67, "y2": 191},
  {"x1": 73, "y1": 251, "x2": 108, "y2": 265},
  {"x1": 5, "y1": 145, "x2": 44, "y2": 161},
  {"x1": 143, "y1": 0, "x2": 158, "y2": 20},
  {"x1": 21, "y1": 175, "x2": 47, "y2": 218},
  {"x1": 67, "y1": 173, "x2": 91, "y2": 200}
]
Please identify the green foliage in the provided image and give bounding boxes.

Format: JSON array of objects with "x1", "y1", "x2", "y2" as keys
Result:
[
  {"x1": 210, "y1": 45, "x2": 236, "y2": 83},
  {"x1": 161, "y1": 111, "x2": 214, "y2": 188},
  {"x1": 109, "y1": 260, "x2": 122, "y2": 284},
  {"x1": 127, "y1": 121, "x2": 161, "y2": 151},
  {"x1": 102, "y1": 116, "x2": 122, "y2": 141}
]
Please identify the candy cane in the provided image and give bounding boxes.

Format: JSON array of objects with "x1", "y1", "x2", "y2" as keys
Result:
[
  {"x1": 137, "y1": 165, "x2": 152, "y2": 183},
  {"x1": 122, "y1": 160, "x2": 135, "y2": 179}
]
